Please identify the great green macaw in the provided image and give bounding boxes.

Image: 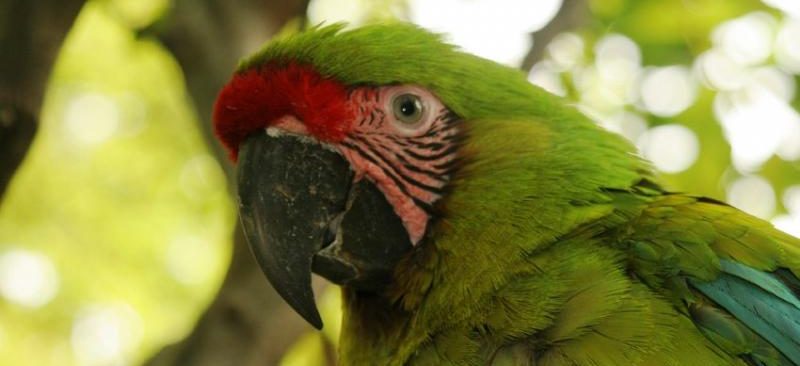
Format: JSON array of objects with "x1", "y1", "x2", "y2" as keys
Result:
[{"x1": 212, "y1": 23, "x2": 800, "y2": 365}]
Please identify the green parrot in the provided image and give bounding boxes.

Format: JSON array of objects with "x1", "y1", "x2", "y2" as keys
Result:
[{"x1": 212, "y1": 23, "x2": 800, "y2": 365}]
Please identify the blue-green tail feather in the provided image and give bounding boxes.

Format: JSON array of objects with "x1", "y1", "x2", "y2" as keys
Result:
[{"x1": 691, "y1": 260, "x2": 800, "y2": 365}]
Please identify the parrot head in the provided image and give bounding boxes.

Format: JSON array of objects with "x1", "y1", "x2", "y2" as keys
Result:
[
  {"x1": 214, "y1": 24, "x2": 470, "y2": 329},
  {"x1": 213, "y1": 23, "x2": 642, "y2": 329},
  {"x1": 215, "y1": 66, "x2": 460, "y2": 328}
]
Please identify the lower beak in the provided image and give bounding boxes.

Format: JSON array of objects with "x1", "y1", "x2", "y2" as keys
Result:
[{"x1": 236, "y1": 131, "x2": 412, "y2": 329}]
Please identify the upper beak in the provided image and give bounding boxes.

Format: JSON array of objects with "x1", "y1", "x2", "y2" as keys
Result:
[{"x1": 236, "y1": 130, "x2": 413, "y2": 329}]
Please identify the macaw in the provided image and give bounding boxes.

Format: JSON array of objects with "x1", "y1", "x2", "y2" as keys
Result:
[{"x1": 212, "y1": 23, "x2": 800, "y2": 365}]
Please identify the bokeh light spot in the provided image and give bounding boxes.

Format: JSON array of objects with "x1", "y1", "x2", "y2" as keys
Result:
[
  {"x1": 777, "y1": 118, "x2": 800, "y2": 161},
  {"x1": 695, "y1": 49, "x2": 749, "y2": 91},
  {"x1": 714, "y1": 86, "x2": 800, "y2": 172},
  {"x1": 763, "y1": 0, "x2": 800, "y2": 18},
  {"x1": 71, "y1": 303, "x2": 143, "y2": 366},
  {"x1": 595, "y1": 34, "x2": 641, "y2": 65},
  {"x1": 409, "y1": 0, "x2": 562, "y2": 34},
  {"x1": 726, "y1": 175, "x2": 776, "y2": 219},
  {"x1": 775, "y1": 18, "x2": 800, "y2": 74},
  {"x1": 577, "y1": 34, "x2": 642, "y2": 110},
  {"x1": 772, "y1": 214, "x2": 800, "y2": 238},
  {"x1": 546, "y1": 32, "x2": 584, "y2": 71},
  {"x1": 452, "y1": 30, "x2": 532, "y2": 67},
  {"x1": 64, "y1": 93, "x2": 121, "y2": 146},
  {"x1": 0, "y1": 249, "x2": 59, "y2": 308},
  {"x1": 307, "y1": 0, "x2": 370, "y2": 26},
  {"x1": 528, "y1": 62, "x2": 566, "y2": 96},
  {"x1": 408, "y1": 0, "x2": 562, "y2": 65},
  {"x1": 783, "y1": 185, "x2": 800, "y2": 215},
  {"x1": 637, "y1": 124, "x2": 699, "y2": 173},
  {"x1": 640, "y1": 66, "x2": 697, "y2": 117},
  {"x1": 593, "y1": 110, "x2": 648, "y2": 143},
  {"x1": 595, "y1": 33, "x2": 641, "y2": 80},
  {"x1": 713, "y1": 12, "x2": 775, "y2": 66},
  {"x1": 752, "y1": 66, "x2": 795, "y2": 102}
]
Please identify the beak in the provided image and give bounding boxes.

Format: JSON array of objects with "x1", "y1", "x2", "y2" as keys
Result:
[{"x1": 236, "y1": 131, "x2": 413, "y2": 329}]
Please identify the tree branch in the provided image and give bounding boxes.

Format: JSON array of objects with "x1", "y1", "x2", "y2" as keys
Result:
[
  {"x1": 520, "y1": 0, "x2": 589, "y2": 71},
  {"x1": 0, "y1": 0, "x2": 86, "y2": 198},
  {"x1": 144, "y1": 1, "x2": 312, "y2": 365}
]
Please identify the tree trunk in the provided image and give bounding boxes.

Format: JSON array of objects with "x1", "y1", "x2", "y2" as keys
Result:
[
  {"x1": 144, "y1": 1, "x2": 313, "y2": 365},
  {"x1": 0, "y1": 0, "x2": 86, "y2": 199}
]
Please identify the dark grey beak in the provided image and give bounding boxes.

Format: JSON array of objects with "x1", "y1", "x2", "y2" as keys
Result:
[{"x1": 237, "y1": 132, "x2": 412, "y2": 329}]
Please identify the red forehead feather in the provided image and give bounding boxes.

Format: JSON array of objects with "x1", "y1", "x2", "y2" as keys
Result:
[{"x1": 212, "y1": 63, "x2": 354, "y2": 161}]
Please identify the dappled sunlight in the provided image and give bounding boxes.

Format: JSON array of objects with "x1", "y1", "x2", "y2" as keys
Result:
[
  {"x1": 712, "y1": 12, "x2": 774, "y2": 66},
  {"x1": 0, "y1": 2, "x2": 233, "y2": 365},
  {"x1": 695, "y1": 11, "x2": 800, "y2": 174},
  {"x1": 775, "y1": 18, "x2": 800, "y2": 72},
  {"x1": 727, "y1": 175, "x2": 777, "y2": 219},
  {"x1": 639, "y1": 66, "x2": 697, "y2": 117},
  {"x1": 71, "y1": 303, "x2": 143, "y2": 366},
  {"x1": 545, "y1": 32, "x2": 585, "y2": 71},
  {"x1": 307, "y1": 0, "x2": 375, "y2": 27},
  {"x1": 763, "y1": 0, "x2": 800, "y2": 18},
  {"x1": 714, "y1": 85, "x2": 800, "y2": 172},
  {"x1": 527, "y1": 63, "x2": 566, "y2": 97},
  {"x1": 696, "y1": 49, "x2": 750, "y2": 91},
  {"x1": 751, "y1": 66, "x2": 796, "y2": 102},
  {"x1": 2, "y1": 0, "x2": 799, "y2": 365},
  {"x1": 637, "y1": 124, "x2": 700, "y2": 174},
  {"x1": 784, "y1": 185, "x2": 800, "y2": 214},
  {"x1": 64, "y1": 93, "x2": 122, "y2": 146},
  {"x1": 774, "y1": 185, "x2": 800, "y2": 236},
  {"x1": 580, "y1": 34, "x2": 643, "y2": 112},
  {"x1": 598, "y1": 111, "x2": 648, "y2": 143},
  {"x1": 407, "y1": 0, "x2": 562, "y2": 65},
  {"x1": 308, "y1": 0, "x2": 563, "y2": 66},
  {"x1": 594, "y1": 34, "x2": 641, "y2": 84},
  {"x1": 773, "y1": 214, "x2": 800, "y2": 237},
  {"x1": 527, "y1": 4, "x2": 800, "y2": 222},
  {"x1": 0, "y1": 249, "x2": 59, "y2": 309}
]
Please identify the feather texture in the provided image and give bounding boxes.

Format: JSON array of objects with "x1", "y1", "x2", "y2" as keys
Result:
[
  {"x1": 691, "y1": 261, "x2": 800, "y2": 364},
  {"x1": 230, "y1": 23, "x2": 800, "y2": 365},
  {"x1": 618, "y1": 194, "x2": 800, "y2": 365}
]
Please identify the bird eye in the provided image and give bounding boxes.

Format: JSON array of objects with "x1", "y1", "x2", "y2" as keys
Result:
[{"x1": 391, "y1": 93, "x2": 424, "y2": 125}]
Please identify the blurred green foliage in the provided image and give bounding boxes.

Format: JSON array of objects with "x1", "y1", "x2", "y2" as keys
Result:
[
  {"x1": 584, "y1": 0, "x2": 800, "y2": 201},
  {"x1": 0, "y1": 0, "x2": 798, "y2": 365},
  {"x1": 0, "y1": 1, "x2": 233, "y2": 365}
]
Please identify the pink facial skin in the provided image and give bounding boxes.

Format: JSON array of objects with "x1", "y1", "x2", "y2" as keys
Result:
[
  {"x1": 334, "y1": 85, "x2": 460, "y2": 244},
  {"x1": 214, "y1": 64, "x2": 461, "y2": 245}
]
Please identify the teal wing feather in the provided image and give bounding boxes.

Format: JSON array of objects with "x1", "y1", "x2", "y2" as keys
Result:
[
  {"x1": 691, "y1": 260, "x2": 800, "y2": 364},
  {"x1": 616, "y1": 190, "x2": 800, "y2": 365}
]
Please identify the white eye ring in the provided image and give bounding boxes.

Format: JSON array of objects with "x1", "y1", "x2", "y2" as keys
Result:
[
  {"x1": 392, "y1": 93, "x2": 424, "y2": 125},
  {"x1": 385, "y1": 86, "x2": 439, "y2": 135}
]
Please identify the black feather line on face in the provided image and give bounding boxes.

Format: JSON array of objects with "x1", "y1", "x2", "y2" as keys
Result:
[{"x1": 339, "y1": 84, "x2": 467, "y2": 245}]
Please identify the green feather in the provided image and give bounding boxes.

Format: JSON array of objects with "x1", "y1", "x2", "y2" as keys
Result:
[
  {"x1": 232, "y1": 23, "x2": 800, "y2": 365},
  {"x1": 689, "y1": 301, "x2": 784, "y2": 366},
  {"x1": 691, "y1": 261, "x2": 800, "y2": 364},
  {"x1": 719, "y1": 260, "x2": 800, "y2": 309}
]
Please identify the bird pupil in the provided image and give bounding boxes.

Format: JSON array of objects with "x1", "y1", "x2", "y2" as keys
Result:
[
  {"x1": 401, "y1": 100, "x2": 416, "y2": 116},
  {"x1": 392, "y1": 93, "x2": 422, "y2": 124}
]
